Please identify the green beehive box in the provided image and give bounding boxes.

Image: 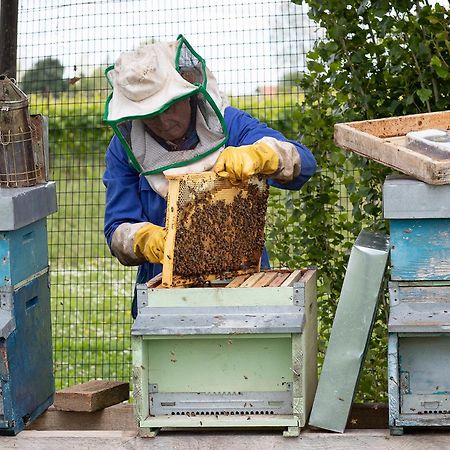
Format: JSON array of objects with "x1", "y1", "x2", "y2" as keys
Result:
[{"x1": 131, "y1": 269, "x2": 317, "y2": 437}]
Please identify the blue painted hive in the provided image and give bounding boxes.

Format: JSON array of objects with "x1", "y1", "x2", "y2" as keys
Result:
[
  {"x1": 0, "y1": 182, "x2": 56, "y2": 434},
  {"x1": 384, "y1": 175, "x2": 450, "y2": 435}
]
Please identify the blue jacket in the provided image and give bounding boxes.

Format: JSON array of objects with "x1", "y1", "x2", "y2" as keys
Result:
[{"x1": 103, "y1": 106, "x2": 317, "y2": 317}]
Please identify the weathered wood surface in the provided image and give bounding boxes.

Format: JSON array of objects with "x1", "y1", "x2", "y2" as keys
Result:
[
  {"x1": 11, "y1": 428, "x2": 450, "y2": 450},
  {"x1": 29, "y1": 403, "x2": 388, "y2": 431},
  {"x1": 53, "y1": 380, "x2": 129, "y2": 412},
  {"x1": 334, "y1": 110, "x2": 450, "y2": 185},
  {"x1": 389, "y1": 220, "x2": 450, "y2": 281}
]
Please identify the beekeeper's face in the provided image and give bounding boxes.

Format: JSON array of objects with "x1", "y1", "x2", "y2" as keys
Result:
[{"x1": 143, "y1": 98, "x2": 191, "y2": 142}]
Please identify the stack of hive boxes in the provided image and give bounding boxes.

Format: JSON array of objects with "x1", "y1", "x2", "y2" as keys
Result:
[
  {"x1": 384, "y1": 175, "x2": 450, "y2": 435},
  {"x1": 0, "y1": 182, "x2": 56, "y2": 434}
]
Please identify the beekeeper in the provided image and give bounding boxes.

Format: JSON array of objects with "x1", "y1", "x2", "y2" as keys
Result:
[{"x1": 103, "y1": 35, "x2": 317, "y2": 317}]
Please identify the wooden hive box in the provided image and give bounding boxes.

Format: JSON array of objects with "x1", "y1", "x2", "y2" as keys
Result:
[
  {"x1": 132, "y1": 268, "x2": 317, "y2": 437},
  {"x1": 161, "y1": 172, "x2": 269, "y2": 287},
  {"x1": 334, "y1": 110, "x2": 450, "y2": 184}
]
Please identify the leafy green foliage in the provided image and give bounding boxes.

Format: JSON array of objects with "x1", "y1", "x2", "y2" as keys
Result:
[{"x1": 271, "y1": 0, "x2": 448, "y2": 401}]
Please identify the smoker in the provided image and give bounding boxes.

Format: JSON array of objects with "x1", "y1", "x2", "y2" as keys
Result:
[{"x1": 0, "y1": 75, "x2": 56, "y2": 435}]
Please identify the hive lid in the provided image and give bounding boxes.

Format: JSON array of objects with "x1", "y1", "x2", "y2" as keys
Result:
[{"x1": 0, "y1": 181, "x2": 57, "y2": 230}]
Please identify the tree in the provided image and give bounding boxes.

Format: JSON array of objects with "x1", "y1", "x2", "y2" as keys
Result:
[{"x1": 20, "y1": 57, "x2": 67, "y2": 95}]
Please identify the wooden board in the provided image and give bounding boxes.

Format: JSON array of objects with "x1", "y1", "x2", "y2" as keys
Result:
[
  {"x1": 53, "y1": 380, "x2": 129, "y2": 412},
  {"x1": 162, "y1": 172, "x2": 269, "y2": 287},
  {"x1": 334, "y1": 110, "x2": 450, "y2": 185}
]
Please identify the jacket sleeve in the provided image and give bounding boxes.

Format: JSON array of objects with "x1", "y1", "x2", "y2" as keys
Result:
[
  {"x1": 224, "y1": 107, "x2": 317, "y2": 190},
  {"x1": 103, "y1": 136, "x2": 166, "y2": 265}
]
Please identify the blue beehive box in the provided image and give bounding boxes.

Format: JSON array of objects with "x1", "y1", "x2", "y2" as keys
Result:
[
  {"x1": 0, "y1": 182, "x2": 56, "y2": 434},
  {"x1": 0, "y1": 270, "x2": 54, "y2": 434},
  {"x1": 0, "y1": 182, "x2": 56, "y2": 287},
  {"x1": 383, "y1": 176, "x2": 450, "y2": 281}
]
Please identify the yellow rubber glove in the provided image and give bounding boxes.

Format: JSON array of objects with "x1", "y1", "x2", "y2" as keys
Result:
[
  {"x1": 133, "y1": 223, "x2": 166, "y2": 264},
  {"x1": 213, "y1": 142, "x2": 279, "y2": 183}
]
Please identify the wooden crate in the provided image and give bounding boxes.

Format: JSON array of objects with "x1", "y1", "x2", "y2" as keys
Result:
[
  {"x1": 334, "y1": 110, "x2": 450, "y2": 184},
  {"x1": 161, "y1": 172, "x2": 268, "y2": 287},
  {"x1": 132, "y1": 268, "x2": 317, "y2": 437}
]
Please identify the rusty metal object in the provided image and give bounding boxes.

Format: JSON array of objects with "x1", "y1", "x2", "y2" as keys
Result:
[{"x1": 0, "y1": 75, "x2": 39, "y2": 187}]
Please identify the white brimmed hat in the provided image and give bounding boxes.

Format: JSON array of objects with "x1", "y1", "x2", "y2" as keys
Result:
[{"x1": 105, "y1": 40, "x2": 198, "y2": 122}]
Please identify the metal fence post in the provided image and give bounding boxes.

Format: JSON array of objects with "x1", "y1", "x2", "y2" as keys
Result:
[{"x1": 0, "y1": 0, "x2": 19, "y2": 78}]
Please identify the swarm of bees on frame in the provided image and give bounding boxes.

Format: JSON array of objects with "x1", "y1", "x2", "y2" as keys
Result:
[{"x1": 172, "y1": 176, "x2": 269, "y2": 283}]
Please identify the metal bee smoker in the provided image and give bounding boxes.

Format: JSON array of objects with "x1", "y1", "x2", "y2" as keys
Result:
[{"x1": 0, "y1": 75, "x2": 48, "y2": 187}]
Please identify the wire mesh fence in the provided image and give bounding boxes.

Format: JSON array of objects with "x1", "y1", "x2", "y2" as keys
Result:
[{"x1": 15, "y1": 0, "x2": 322, "y2": 388}]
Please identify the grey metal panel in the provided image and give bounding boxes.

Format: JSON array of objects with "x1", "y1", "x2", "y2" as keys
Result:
[
  {"x1": 149, "y1": 389, "x2": 293, "y2": 416},
  {"x1": 131, "y1": 305, "x2": 304, "y2": 335},
  {"x1": 388, "y1": 302, "x2": 450, "y2": 332},
  {"x1": 399, "y1": 336, "x2": 450, "y2": 414},
  {"x1": 0, "y1": 181, "x2": 57, "y2": 230},
  {"x1": 309, "y1": 230, "x2": 390, "y2": 433},
  {"x1": 383, "y1": 175, "x2": 450, "y2": 219},
  {"x1": 388, "y1": 282, "x2": 450, "y2": 332},
  {"x1": 0, "y1": 310, "x2": 15, "y2": 339}
]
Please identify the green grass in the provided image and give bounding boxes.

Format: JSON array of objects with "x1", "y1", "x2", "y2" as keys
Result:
[{"x1": 48, "y1": 161, "x2": 135, "y2": 388}]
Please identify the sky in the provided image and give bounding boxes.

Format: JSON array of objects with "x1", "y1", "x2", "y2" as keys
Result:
[{"x1": 15, "y1": 0, "x2": 320, "y2": 96}]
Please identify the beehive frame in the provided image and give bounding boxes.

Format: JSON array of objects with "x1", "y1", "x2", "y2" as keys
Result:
[{"x1": 161, "y1": 172, "x2": 269, "y2": 287}]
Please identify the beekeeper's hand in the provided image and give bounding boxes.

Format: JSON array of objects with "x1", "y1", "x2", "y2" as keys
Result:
[
  {"x1": 133, "y1": 223, "x2": 166, "y2": 264},
  {"x1": 213, "y1": 142, "x2": 279, "y2": 183}
]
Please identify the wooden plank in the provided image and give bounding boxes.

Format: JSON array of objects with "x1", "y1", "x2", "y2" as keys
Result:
[
  {"x1": 53, "y1": 380, "x2": 129, "y2": 412},
  {"x1": 390, "y1": 219, "x2": 450, "y2": 281},
  {"x1": 252, "y1": 271, "x2": 279, "y2": 287},
  {"x1": 280, "y1": 269, "x2": 304, "y2": 287},
  {"x1": 146, "y1": 273, "x2": 162, "y2": 288},
  {"x1": 225, "y1": 274, "x2": 250, "y2": 288},
  {"x1": 348, "y1": 110, "x2": 450, "y2": 139},
  {"x1": 267, "y1": 271, "x2": 291, "y2": 287},
  {"x1": 29, "y1": 401, "x2": 387, "y2": 431},
  {"x1": 15, "y1": 429, "x2": 450, "y2": 448},
  {"x1": 240, "y1": 272, "x2": 266, "y2": 288},
  {"x1": 28, "y1": 404, "x2": 135, "y2": 431}
]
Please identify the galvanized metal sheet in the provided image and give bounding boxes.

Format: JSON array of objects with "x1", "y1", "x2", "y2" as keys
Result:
[
  {"x1": 0, "y1": 310, "x2": 14, "y2": 339},
  {"x1": 0, "y1": 182, "x2": 57, "y2": 230},
  {"x1": 149, "y1": 389, "x2": 293, "y2": 416},
  {"x1": 309, "y1": 230, "x2": 390, "y2": 433},
  {"x1": 131, "y1": 305, "x2": 304, "y2": 335},
  {"x1": 383, "y1": 175, "x2": 450, "y2": 219}
]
